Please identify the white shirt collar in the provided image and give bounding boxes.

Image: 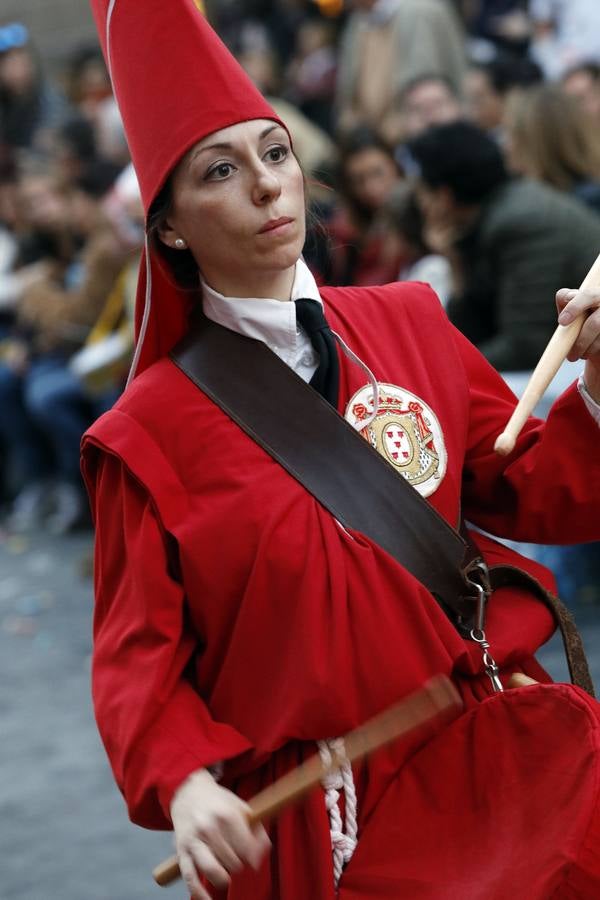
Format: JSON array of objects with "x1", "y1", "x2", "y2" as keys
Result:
[{"x1": 200, "y1": 258, "x2": 322, "y2": 366}]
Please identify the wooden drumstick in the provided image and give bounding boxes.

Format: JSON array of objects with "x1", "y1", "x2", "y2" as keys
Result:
[
  {"x1": 152, "y1": 674, "x2": 462, "y2": 887},
  {"x1": 495, "y1": 250, "x2": 600, "y2": 456}
]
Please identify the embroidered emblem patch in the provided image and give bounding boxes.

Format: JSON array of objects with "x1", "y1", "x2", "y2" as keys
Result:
[{"x1": 344, "y1": 383, "x2": 447, "y2": 497}]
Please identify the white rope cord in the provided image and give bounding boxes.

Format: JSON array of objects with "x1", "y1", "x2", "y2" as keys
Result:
[
  {"x1": 331, "y1": 330, "x2": 380, "y2": 429},
  {"x1": 317, "y1": 738, "x2": 358, "y2": 889},
  {"x1": 105, "y1": 0, "x2": 118, "y2": 82}
]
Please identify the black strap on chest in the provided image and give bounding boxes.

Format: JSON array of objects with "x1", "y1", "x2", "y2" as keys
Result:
[{"x1": 170, "y1": 316, "x2": 593, "y2": 696}]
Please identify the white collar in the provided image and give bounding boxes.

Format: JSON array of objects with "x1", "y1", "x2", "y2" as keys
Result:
[{"x1": 200, "y1": 258, "x2": 322, "y2": 363}]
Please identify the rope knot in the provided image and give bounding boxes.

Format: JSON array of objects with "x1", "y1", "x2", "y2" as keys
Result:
[{"x1": 317, "y1": 737, "x2": 359, "y2": 889}]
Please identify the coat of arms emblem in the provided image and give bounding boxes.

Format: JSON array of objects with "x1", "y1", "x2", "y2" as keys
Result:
[{"x1": 344, "y1": 383, "x2": 447, "y2": 497}]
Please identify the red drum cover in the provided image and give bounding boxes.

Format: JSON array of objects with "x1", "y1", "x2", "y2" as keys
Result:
[{"x1": 339, "y1": 684, "x2": 600, "y2": 899}]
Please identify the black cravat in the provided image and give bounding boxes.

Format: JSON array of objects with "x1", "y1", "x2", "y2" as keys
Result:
[{"x1": 295, "y1": 298, "x2": 340, "y2": 408}]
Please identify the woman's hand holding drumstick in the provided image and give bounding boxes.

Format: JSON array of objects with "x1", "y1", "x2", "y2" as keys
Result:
[
  {"x1": 168, "y1": 769, "x2": 270, "y2": 900},
  {"x1": 495, "y1": 251, "x2": 600, "y2": 455}
]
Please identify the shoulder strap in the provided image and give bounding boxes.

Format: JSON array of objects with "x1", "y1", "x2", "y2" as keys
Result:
[{"x1": 171, "y1": 317, "x2": 472, "y2": 612}]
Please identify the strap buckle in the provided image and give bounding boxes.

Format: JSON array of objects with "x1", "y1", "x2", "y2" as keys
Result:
[
  {"x1": 466, "y1": 558, "x2": 492, "y2": 632},
  {"x1": 460, "y1": 558, "x2": 504, "y2": 693},
  {"x1": 458, "y1": 557, "x2": 491, "y2": 634}
]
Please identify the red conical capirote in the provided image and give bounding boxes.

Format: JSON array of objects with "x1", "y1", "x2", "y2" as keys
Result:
[{"x1": 89, "y1": 0, "x2": 287, "y2": 376}]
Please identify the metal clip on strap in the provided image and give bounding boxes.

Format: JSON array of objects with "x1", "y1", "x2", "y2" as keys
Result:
[{"x1": 465, "y1": 560, "x2": 504, "y2": 694}]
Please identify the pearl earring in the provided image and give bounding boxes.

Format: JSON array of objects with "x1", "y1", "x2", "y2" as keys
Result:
[{"x1": 175, "y1": 238, "x2": 187, "y2": 249}]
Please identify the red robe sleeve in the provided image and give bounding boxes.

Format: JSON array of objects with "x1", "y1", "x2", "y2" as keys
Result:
[
  {"x1": 454, "y1": 323, "x2": 600, "y2": 544},
  {"x1": 85, "y1": 452, "x2": 252, "y2": 830}
]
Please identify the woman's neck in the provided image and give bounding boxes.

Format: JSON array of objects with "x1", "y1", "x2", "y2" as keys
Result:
[{"x1": 202, "y1": 264, "x2": 297, "y2": 301}]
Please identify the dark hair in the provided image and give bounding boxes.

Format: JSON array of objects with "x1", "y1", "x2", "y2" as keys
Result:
[
  {"x1": 338, "y1": 125, "x2": 395, "y2": 163},
  {"x1": 470, "y1": 54, "x2": 543, "y2": 96},
  {"x1": 59, "y1": 116, "x2": 97, "y2": 161},
  {"x1": 563, "y1": 61, "x2": 600, "y2": 83},
  {"x1": 336, "y1": 125, "x2": 400, "y2": 224},
  {"x1": 400, "y1": 72, "x2": 459, "y2": 104},
  {"x1": 146, "y1": 175, "x2": 200, "y2": 290},
  {"x1": 76, "y1": 158, "x2": 122, "y2": 198},
  {"x1": 382, "y1": 183, "x2": 428, "y2": 256},
  {"x1": 409, "y1": 121, "x2": 508, "y2": 204}
]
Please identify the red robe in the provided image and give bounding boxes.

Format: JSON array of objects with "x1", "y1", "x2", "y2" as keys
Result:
[{"x1": 82, "y1": 283, "x2": 600, "y2": 898}]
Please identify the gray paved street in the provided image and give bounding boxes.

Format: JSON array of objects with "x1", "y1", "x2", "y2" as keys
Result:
[
  {"x1": 1, "y1": 528, "x2": 599, "y2": 900},
  {"x1": 0, "y1": 529, "x2": 175, "y2": 900}
]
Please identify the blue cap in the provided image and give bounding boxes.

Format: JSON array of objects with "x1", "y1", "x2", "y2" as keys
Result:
[{"x1": 0, "y1": 22, "x2": 29, "y2": 54}]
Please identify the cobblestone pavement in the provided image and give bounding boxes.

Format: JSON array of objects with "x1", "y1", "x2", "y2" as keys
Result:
[{"x1": 1, "y1": 528, "x2": 599, "y2": 899}]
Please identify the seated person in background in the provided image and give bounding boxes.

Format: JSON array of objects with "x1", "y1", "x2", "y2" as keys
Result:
[
  {"x1": 0, "y1": 163, "x2": 132, "y2": 533},
  {"x1": 529, "y1": 0, "x2": 600, "y2": 80},
  {"x1": 464, "y1": 54, "x2": 543, "y2": 142},
  {"x1": 461, "y1": 0, "x2": 532, "y2": 58},
  {"x1": 562, "y1": 61, "x2": 600, "y2": 126},
  {"x1": 324, "y1": 126, "x2": 406, "y2": 286},
  {"x1": 335, "y1": 0, "x2": 466, "y2": 145},
  {"x1": 283, "y1": 16, "x2": 338, "y2": 136},
  {"x1": 239, "y1": 43, "x2": 337, "y2": 189},
  {"x1": 0, "y1": 22, "x2": 69, "y2": 153},
  {"x1": 379, "y1": 182, "x2": 452, "y2": 306},
  {"x1": 410, "y1": 121, "x2": 600, "y2": 371},
  {"x1": 504, "y1": 83, "x2": 600, "y2": 214},
  {"x1": 399, "y1": 74, "x2": 463, "y2": 142}
]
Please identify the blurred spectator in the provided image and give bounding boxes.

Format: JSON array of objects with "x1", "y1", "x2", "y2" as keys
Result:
[
  {"x1": 399, "y1": 74, "x2": 463, "y2": 140},
  {"x1": 0, "y1": 149, "x2": 19, "y2": 324},
  {"x1": 562, "y1": 62, "x2": 600, "y2": 126},
  {"x1": 380, "y1": 182, "x2": 452, "y2": 305},
  {"x1": 336, "y1": 0, "x2": 465, "y2": 145},
  {"x1": 69, "y1": 163, "x2": 141, "y2": 394},
  {"x1": 530, "y1": 0, "x2": 600, "y2": 80},
  {"x1": 65, "y1": 44, "x2": 113, "y2": 117},
  {"x1": 464, "y1": 54, "x2": 543, "y2": 140},
  {"x1": 52, "y1": 115, "x2": 122, "y2": 192},
  {"x1": 0, "y1": 22, "x2": 68, "y2": 152},
  {"x1": 324, "y1": 126, "x2": 405, "y2": 285},
  {"x1": 505, "y1": 84, "x2": 600, "y2": 214},
  {"x1": 461, "y1": 0, "x2": 532, "y2": 58},
  {"x1": 0, "y1": 158, "x2": 56, "y2": 332},
  {"x1": 239, "y1": 43, "x2": 338, "y2": 186},
  {"x1": 410, "y1": 121, "x2": 600, "y2": 371},
  {"x1": 65, "y1": 44, "x2": 129, "y2": 168},
  {"x1": 285, "y1": 17, "x2": 337, "y2": 134},
  {"x1": 0, "y1": 164, "x2": 133, "y2": 532}
]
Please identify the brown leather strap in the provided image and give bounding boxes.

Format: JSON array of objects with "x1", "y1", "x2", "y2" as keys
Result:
[
  {"x1": 171, "y1": 318, "x2": 471, "y2": 611},
  {"x1": 489, "y1": 565, "x2": 595, "y2": 697}
]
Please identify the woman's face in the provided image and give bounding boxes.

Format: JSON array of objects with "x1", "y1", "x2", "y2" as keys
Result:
[
  {"x1": 464, "y1": 70, "x2": 503, "y2": 132},
  {"x1": 344, "y1": 147, "x2": 400, "y2": 213},
  {"x1": 160, "y1": 118, "x2": 306, "y2": 297}
]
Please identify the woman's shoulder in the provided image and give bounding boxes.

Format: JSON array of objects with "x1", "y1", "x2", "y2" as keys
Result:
[
  {"x1": 83, "y1": 356, "x2": 194, "y2": 461},
  {"x1": 319, "y1": 280, "x2": 450, "y2": 330}
]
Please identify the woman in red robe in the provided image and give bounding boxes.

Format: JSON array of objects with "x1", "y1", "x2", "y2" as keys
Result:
[{"x1": 84, "y1": 2, "x2": 600, "y2": 898}]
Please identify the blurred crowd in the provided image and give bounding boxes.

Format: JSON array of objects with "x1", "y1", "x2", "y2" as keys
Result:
[{"x1": 0, "y1": 1, "x2": 599, "y2": 599}]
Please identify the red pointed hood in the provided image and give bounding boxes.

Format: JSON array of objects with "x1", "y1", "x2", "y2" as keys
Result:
[{"x1": 89, "y1": 0, "x2": 286, "y2": 377}]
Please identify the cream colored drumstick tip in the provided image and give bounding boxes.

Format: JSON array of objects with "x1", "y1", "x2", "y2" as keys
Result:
[{"x1": 495, "y1": 250, "x2": 600, "y2": 456}]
